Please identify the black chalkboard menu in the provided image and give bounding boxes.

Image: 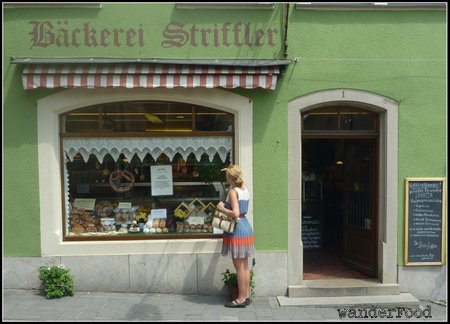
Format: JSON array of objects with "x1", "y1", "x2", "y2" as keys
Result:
[
  {"x1": 302, "y1": 215, "x2": 321, "y2": 249},
  {"x1": 405, "y1": 178, "x2": 446, "y2": 265}
]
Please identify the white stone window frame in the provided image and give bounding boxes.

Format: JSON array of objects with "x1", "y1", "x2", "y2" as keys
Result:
[{"x1": 38, "y1": 88, "x2": 253, "y2": 256}]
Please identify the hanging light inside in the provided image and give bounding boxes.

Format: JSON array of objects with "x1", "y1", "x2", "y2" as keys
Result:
[{"x1": 144, "y1": 114, "x2": 163, "y2": 124}]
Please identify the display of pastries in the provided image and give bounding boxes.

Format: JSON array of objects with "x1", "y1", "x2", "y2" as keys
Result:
[
  {"x1": 85, "y1": 225, "x2": 97, "y2": 233},
  {"x1": 174, "y1": 221, "x2": 212, "y2": 233},
  {"x1": 69, "y1": 200, "x2": 215, "y2": 235},
  {"x1": 95, "y1": 201, "x2": 114, "y2": 218},
  {"x1": 114, "y1": 208, "x2": 136, "y2": 225},
  {"x1": 128, "y1": 221, "x2": 141, "y2": 232},
  {"x1": 69, "y1": 207, "x2": 101, "y2": 235},
  {"x1": 99, "y1": 224, "x2": 116, "y2": 232},
  {"x1": 71, "y1": 224, "x2": 85, "y2": 235},
  {"x1": 144, "y1": 218, "x2": 168, "y2": 233}
]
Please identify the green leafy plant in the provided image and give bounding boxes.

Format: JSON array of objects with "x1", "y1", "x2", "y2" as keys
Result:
[
  {"x1": 38, "y1": 265, "x2": 75, "y2": 299},
  {"x1": 221, "y1": 269, "x2": 255, "y2": 301},
  {"x1": 249, "y1": 270, "x2": 255, "y2": 301},
  {"x1": 221, "y1": 269, "x2": 238, "y2": 287}
]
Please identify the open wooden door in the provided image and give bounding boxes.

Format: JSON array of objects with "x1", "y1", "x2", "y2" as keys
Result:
[{"x1": 342, "y1": 139, "x2": 378, "y2": 277}]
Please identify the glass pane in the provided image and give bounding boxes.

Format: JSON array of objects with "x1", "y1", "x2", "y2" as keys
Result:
[
  {"x1": 62, "y1": 101, "x2": 235, "y2": 240},
  {"x1": 344, "y1": 141, "x2": 374, "y2": 230},
  {"x1": 102, "y1": 102, "x2": 193, "y2": 133},
  {"x1": 195, "y1": 107, "x2": 234, "y2": 131},
  {"x1": 303, "y1": 111, "x2": 338, "y2": 131},
  {"x1": 64, "y1": 147, "x2": 231, "y2": 238},
  {"x1": 340, "y1": 111, "x2": 376, "y2": 131},
  {"x1": 65, "y1": 106, "x2": 100, "y2": 133},
  {"x1": 62, "y1": 101, "x2": 234, "y2": 133},
  {"x1": 303, "y1": 107, "x2": 377, "y2": 132}
]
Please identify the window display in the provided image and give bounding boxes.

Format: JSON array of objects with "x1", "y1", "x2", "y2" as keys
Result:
[{"x1": 60, "y1": 101, "x2": 234, "y2": 240}]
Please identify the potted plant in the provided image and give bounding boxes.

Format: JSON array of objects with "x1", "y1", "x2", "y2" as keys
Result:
[
  {"x1": 38, "y1": 264, "x2": 75, "y2": 299},
  {"x1": 221, "y1": 269, "x2": 255, "y2": 302}
]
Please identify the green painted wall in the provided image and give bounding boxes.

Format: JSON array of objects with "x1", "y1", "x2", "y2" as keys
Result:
[
  {"x1": 4, "y1": 4, "x2": 446, "y2": 264},
  {"x1": 284, "y1": 9, "x2": 447, "y2": 265}
]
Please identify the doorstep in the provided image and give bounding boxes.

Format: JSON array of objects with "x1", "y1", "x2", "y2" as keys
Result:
[
  {"x1": 288, "y1": 278, "x2": 400, "y2": 297},
  {"x1": 277, "y1": 293, "x2": 421, "y2": 308}
]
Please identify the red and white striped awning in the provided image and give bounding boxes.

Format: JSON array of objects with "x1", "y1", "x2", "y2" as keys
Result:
[{"x1": 22, "y1": 63, "x2": 282, "y2": 90}]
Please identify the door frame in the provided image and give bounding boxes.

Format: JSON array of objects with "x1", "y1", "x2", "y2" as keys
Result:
[{"x1": 287, "y1": 89, "x2": 399, "y2": 285}]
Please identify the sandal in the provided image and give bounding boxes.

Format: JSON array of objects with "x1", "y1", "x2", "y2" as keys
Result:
[{"x1": 224, "y1": 299, "x2": 247, "y2": 308}]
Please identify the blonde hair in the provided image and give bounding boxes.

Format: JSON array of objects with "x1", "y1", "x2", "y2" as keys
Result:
[{"x1": 226, "y1": 165, "x2": 244, "y2": 187}]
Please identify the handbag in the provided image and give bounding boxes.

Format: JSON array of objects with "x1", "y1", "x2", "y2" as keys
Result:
[
  {"x1": 212, "y1": 189, "x2": 239, "y2": 233},
  {"x1": 212, "y1": 210, "x2": 237, "y2": 233}
]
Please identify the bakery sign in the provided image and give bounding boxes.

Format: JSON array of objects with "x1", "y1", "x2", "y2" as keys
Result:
[
  {"x1": 28, "y1": 20, "x2": 145, "y2": 48},
  {"x1": 28, "y1": 20, "x2": 278, "y2": 48}
]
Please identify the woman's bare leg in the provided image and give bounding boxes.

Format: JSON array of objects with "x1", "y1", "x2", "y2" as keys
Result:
[{"x1": 232, "y1": 258, "x2": 249, "y2": 303}]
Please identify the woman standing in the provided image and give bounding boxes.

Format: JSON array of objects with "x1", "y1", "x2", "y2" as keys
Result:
[{"x1": 217, "y1": 165, "x2": 255, "y2": 308}]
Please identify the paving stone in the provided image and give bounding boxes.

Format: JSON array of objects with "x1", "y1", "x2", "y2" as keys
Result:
[
  {"x1": 34, "y1": 310, "x2": 64, "y2": 320},
  {"x1": 58, "y1": 311, "x2": 83, "y2": 319},
  {"x1": 74, "y1": 312, "x2": 100, "y2": 320},
  {"x1": 287, "y1": 308, "x2": 308, "y2": 320},
  {"x1": 2, "y1": 289, "x2": 448, "y2": 322},
  {"x1": 239, "y1": 311, "x2": 257, "y2": 320},
  {"x1": 271, "y1": 309, "x2": 291, "y2": 320},
  {"x1": 220, "y1": 315, "x2": 239, "y2": 320}
]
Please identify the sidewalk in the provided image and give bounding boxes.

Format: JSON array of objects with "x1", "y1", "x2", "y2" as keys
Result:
[{"x1": 2, "y1": 289, "x2": 447, "y2": 321}]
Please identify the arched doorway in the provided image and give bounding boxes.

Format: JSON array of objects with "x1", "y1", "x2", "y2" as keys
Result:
[
  {"x1": 287, "y1": 89, "x2": 399, "y2": 288},
  {"x1": 302, "y1": 107, "x2": 378, "y2": 278}
]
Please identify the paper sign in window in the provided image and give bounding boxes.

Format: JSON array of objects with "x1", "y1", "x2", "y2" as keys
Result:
[{"x1": 151, "y1": 165, "x2": 173, "y2": 196}]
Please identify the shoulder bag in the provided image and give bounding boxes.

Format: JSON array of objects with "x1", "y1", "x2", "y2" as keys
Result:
[{"x1": 212, "y1": 189, "x2": 239, "y2": 233}]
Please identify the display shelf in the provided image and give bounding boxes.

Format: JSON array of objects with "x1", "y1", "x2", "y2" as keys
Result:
[
  {"x1": 158, "y1": 197, "x2": 219, "y2": 202},
  {"x1": 86, "y1": 181, "x2": 225, "y2": 187},
  {"x1": 69, "y1": 196, "x2": 221, "y2": 204}
]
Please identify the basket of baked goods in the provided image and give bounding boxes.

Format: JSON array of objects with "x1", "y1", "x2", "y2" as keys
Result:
[
  {"x1": 95, "y1": 200, "x2": 114, "y2": 218},
  {"x1": 68, "y1": 207, "x2": 101, "y2": 235}
]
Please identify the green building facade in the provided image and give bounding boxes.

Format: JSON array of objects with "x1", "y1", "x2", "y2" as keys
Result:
[{"x1": 3, "y1": 3, "x2": 447, "y2": 300}]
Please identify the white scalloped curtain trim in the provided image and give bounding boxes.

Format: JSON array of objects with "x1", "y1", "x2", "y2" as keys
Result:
[
  {"x1": 64, "y1": 161, "x2": 70, "y2": 233},
  {"x1": 63, "y1": 137, "x2": 232, "y2": 163}
]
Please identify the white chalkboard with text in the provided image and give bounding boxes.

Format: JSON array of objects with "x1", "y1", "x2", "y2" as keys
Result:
[{"x1": 404, "y1": 178, "x2": 446, "y2": 265}]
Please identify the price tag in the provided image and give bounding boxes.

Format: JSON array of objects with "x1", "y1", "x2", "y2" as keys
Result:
[
  {"x1": 73, "y1": 198, "x2": 96, "y2": 210},
  {"x1": 118, "y1": 202, "x2": 132, "y2": 209},
  {"x1": 188, "y1": 216, "x2": 205, "y2": 225},
  {"x1": 150, "y1": 209, "x2": 167, "y2": 219}
]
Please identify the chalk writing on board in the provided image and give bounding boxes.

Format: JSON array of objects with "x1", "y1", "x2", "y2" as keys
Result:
[
  {"x1": 302, "y1": 215, "x2": 321, "y2": 249},
  {"x1": 413, "y1": 241, "x2": 438, "y2": 250},
  {"x1": 405, "y1": 178, "x2": 445, "y2": 265}
]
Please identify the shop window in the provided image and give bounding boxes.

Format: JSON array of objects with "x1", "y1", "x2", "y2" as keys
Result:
[
  {"x1": 303, "y1": 107, "x2": 377, "y2": 132},
  {"x1": 60, "y1": 101, "x2": 234, "y2": 240}
]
